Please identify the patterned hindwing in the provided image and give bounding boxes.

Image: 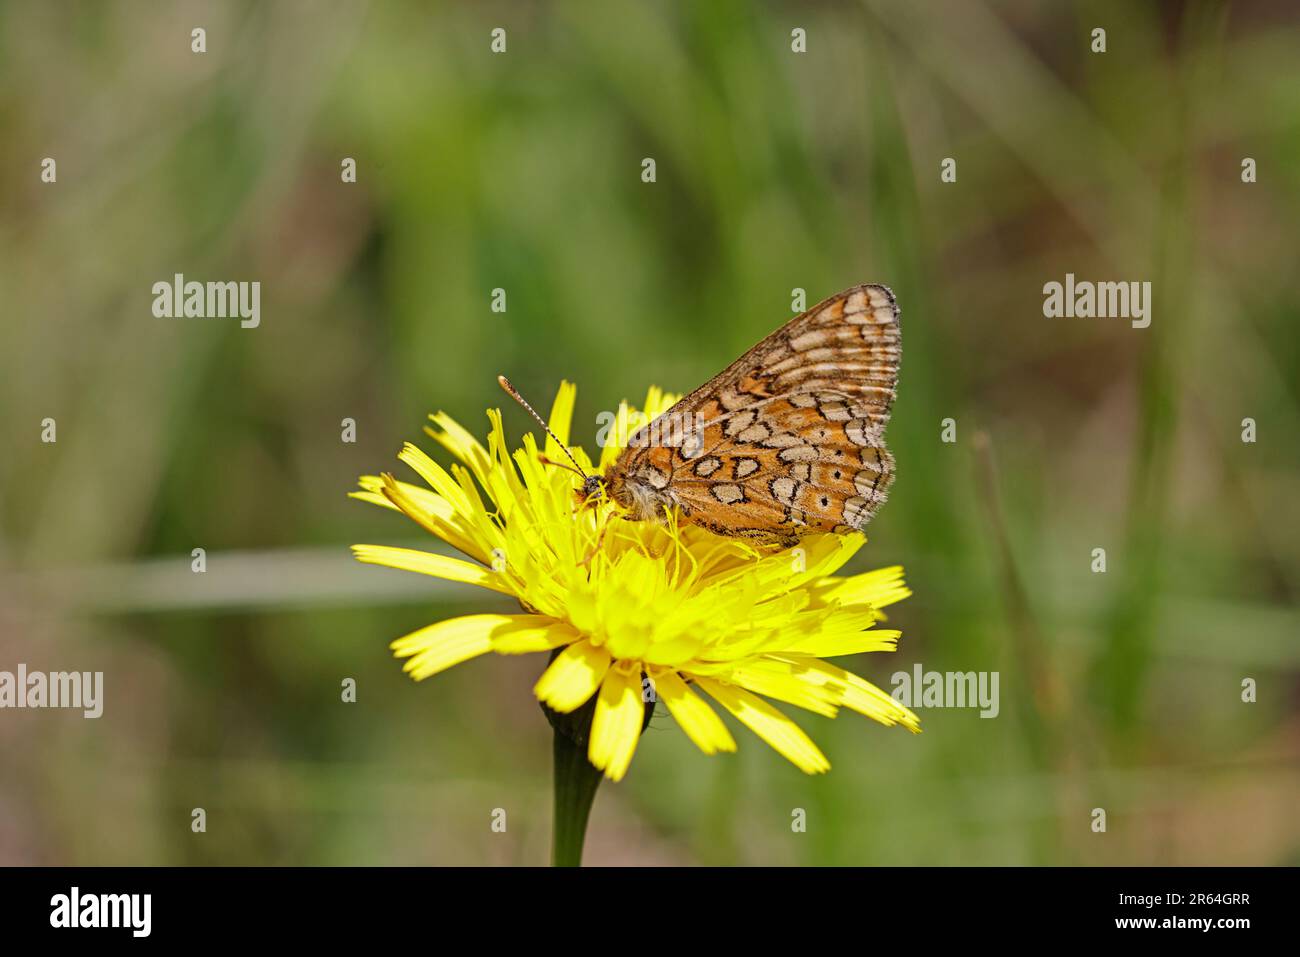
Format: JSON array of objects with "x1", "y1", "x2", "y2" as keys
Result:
[
  {"x1": 665, "y1": 395, "x2": 895, "y2": 540},
  {"x1": 608, "y1": 284, "x2": 900, "y2": 540}
]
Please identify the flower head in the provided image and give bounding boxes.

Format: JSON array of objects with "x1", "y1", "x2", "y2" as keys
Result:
[{"x1": 352, "y1": 382, "x2": 919, "y2": 780}]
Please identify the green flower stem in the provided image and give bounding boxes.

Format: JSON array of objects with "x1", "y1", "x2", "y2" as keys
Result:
[
  {"x1": 546, "y1": 696, "x2": 603, "y2": 867},
  {"x1": 541, "y1": 660, "x2": 655, "y2": 867}
]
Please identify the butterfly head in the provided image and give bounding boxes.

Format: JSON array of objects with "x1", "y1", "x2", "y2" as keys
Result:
[{"x1": 579, "y1": 473, "x2": 606, "y2": 503}]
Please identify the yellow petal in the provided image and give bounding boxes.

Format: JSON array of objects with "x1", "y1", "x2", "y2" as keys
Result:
[
  {"x1": 695, "y1": 677, "x2": 830, "y2": 774},
  {"x1": 642, "y1": 386, "x2": 681, "y2": 419},
  {"x1": 816, "y1": 565, "x2": 911, "y2": 610},
  {"x1": 481, "y1": 409, "x2": 530, "y2": 516},
  {"x1": 489, "y1": 617, "x2": 579, "y2": 654},
  {"x1": 351, "y1": 544, "x2": 514, "y2": 595},
  {"x1": 723, "y1": 661, "x2": 841, "y2": 717},
  {"x1": 836, "y1": 669, "x2": 921, "y2": 731},
  {"x1": 545, "y1": 380, "x2": 577, "y2": 455},
  {"x1": 353, "y1": 476, "x2": 455, "y2": 520},
  {"x1": 784, "y1": 628, "x2": 902, "y2": 658},
  {"x1": 772, "y1": 655, "x2": 921, "y2": 732},
  {"x1": 398, "y1": 443, "x2": 477, "y2": 518},
  {"x1": 534, "y1": 639, "x2": 611, "y2": 713},
  {"x1": 653, "y1": 670, "x2": 735, "y2": 755},
  {"x1": 425, "y1": 412, "x2": 493, "y2": 478},
  {"x1": 379, "y1": 474, "x2": 488, "y2": 563},
  {"x1": 349, "y1": 488, "x2": 400, "y2": 513},
  {"x1": 599, "y1": 401, "x2": 647, "y2": 471},
  {"x1": 390, "y1": 614, "x2": 508, "y2": 680},
  {"x1": 588, "y1": 666, "x2": 645, "y2": 781}
]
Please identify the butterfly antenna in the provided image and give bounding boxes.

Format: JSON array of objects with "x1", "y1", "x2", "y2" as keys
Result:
[
  {"x1": 497, "y1": 376, "x2": 589, "y2": 479},
  {"x1": 537, "y1": 454, "x2": 587, "y2": 478}
]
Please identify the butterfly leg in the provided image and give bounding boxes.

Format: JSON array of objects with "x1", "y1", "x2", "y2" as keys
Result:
[{"x1": 577, "y1": 522, "x2": 610, "y2": 570}]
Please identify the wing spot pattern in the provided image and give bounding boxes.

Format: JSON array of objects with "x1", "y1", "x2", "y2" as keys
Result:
[{"x1": 711, "y1": 483, "x2": 745, "y2": 504}]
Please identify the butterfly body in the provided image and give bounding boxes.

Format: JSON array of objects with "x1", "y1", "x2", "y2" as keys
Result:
[{"x1": 597, "y1": 284, "x2": 901, "y2": 545}]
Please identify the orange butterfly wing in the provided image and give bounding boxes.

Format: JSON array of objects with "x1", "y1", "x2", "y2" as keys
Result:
[{"x1": 607, "y1": 284, "x2": 900, "y2": 542}]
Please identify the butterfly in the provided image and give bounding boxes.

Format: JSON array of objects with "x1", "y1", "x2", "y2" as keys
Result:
[{"x1": 502, "y1": 283, "x2": 900, "y2": 546}]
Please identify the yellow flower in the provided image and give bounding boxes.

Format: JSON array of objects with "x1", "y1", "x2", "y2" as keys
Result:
[{"x1": 351, "y1": 382, "x2": 919, "y2": 781}]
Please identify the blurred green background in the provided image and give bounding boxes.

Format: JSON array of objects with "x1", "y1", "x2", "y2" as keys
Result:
[{"x1": 1, "y1": 0, "x2": 1297, "y2": 865}]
